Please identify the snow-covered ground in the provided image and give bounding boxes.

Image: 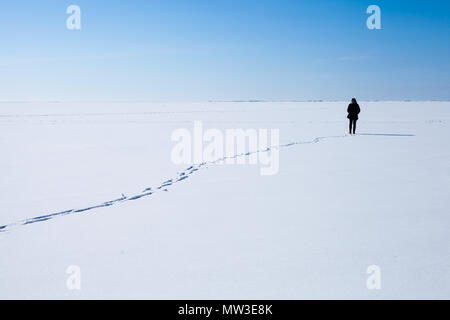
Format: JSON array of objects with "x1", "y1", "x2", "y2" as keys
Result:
[{"x1": 0, "y1": 101, "x2": 449, "y2": 299}]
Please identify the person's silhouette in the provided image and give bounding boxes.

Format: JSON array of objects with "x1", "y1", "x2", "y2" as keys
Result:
[{"x1": 347, "y1": 98, "x2": 360, "y2": 134}]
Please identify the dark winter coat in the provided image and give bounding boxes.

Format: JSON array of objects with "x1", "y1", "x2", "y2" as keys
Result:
[{"x1": 347, "y1": 102, "x2": 360, "y2": 120}]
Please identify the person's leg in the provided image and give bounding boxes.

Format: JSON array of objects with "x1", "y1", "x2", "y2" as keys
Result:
[
  {"x1": 349, "y1": 119, "x2": 352, "y2": 134},
  {"x1": 353, "y1": 119, "x2": 357, "y2": 134}
]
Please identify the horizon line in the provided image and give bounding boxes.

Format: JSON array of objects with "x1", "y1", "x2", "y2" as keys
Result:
[{"x1": 1, "y1": 99, "x2": 449, "y2": 104}]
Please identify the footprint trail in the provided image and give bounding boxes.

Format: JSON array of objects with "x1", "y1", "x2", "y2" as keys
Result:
[{"x1": 1, "y1": 134, "x2": 405, "y2": 233}]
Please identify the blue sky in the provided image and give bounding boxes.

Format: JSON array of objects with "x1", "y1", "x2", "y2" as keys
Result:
[{"x1": 0, "y1": 0, "x2": 449, "y2": 101}]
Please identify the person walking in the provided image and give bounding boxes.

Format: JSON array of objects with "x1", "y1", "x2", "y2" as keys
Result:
[{"x1": 347, "y1": 98, "x2": 360, "y2": 134}]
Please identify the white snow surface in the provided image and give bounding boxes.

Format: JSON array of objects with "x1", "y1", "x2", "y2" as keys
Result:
[{"x1": 0, "y1": 101, "x2": 449, "y2": 299}]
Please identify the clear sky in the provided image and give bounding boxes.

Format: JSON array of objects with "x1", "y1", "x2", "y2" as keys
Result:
[{"x1": 0, "y1": 0, "x2": 449, "y2": 101}]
